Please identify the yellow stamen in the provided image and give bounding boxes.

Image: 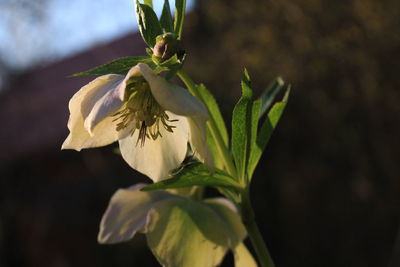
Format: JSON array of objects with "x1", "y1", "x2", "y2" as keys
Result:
[{"x1": 112, "y1": 77, "x2": 177, "y2": 147}]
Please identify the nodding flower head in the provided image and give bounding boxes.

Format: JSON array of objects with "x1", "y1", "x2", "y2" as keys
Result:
[{"x1": 62, "y1": 63, "x2": 213, "y2": 182}]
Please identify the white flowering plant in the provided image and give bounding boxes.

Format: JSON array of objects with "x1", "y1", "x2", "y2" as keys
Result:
[{"x1": 63, "y1": 1, "x2": 290, "y2": 266}]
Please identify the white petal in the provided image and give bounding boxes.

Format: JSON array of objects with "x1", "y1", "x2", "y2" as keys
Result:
[
  {"x1": 83, "y1": 83, "x2": 124, "y2": 134},
  {"x1": 203, "y1": 198, "x2": 247, "y2": 248},
  {"x1": 62, "y1": 74, "x2": 124, "y2": 150},
  {"x1": 187, "y1": 117, "x2": 214, "y2": 171},
  {"x1": 146, "y1": 198, "x2": 229, "y2": 267},
  {"x1": 80, "y1": 75, "x2": 123, "y2": 119},
  {"x1": 98, "y1": 183, "x2": 175, "y2": 244},
  {"x1": 234, "y1": 243, "x2": 258, "y2": 267},
  {"x1": 137, "y1": 63, "x2": 208, "y2": 118},
  {"x1": 82, "y1": 65, "x2": 143, "y2": 134},
  {"x1": 203, "y1": 199, "x2": 257, "y2": 267},
  {"x1": 118, "y1": 112, "x2": 189, "y2": 182}
]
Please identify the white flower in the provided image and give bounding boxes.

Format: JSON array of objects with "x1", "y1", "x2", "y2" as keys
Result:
[
  {"x1": 62, "y1": 63, "x2": 213, "y2": 182},
  {"x1": 98, "y1": 184, "x2": 257, "y2": 267}
]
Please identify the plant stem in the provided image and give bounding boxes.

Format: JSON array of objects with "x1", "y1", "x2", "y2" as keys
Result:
[
  {"x1": 177, "y1": 70, "x2": 237, "y2": 178},
  {"x1": 242, "y1": 192, "x2": 276, "y2": 267}
]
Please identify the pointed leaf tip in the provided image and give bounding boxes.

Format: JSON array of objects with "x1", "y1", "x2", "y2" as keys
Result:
[
  {"x1": 160, "y1": 0, "x2": 174, "y2": 33},
  {"x1": 71, "y1": 56, "x2": 151, "y2": 77},
  {"x1": 258, "y1": 76, "x2": 286, "y2": 117},
  {"x1": 241, "y1": 68, "x2": 252, "y2": 98},
  {"x1": 174, "y1": 0, "x2": 187, "y2": 40},
  {"x1": 135, "y1": 1, "x2": 163, "y2": 48},
  {"x1": 247, "y1": 86, "x2": 290, "y2": 177}
]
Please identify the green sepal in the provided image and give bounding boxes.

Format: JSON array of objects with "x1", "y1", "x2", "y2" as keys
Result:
[
  {"x1": 145, "y1": 47, "x2": 153, "y2": 56},
  {"x1": 247, "y1": 87, "x2": 290, "y2": 177},
  {"x1": 231, "y1": 69, "x2": 253, "y2": 181},
  {"x1": 160, "y1": 0, "x2": 174, "y2": 33},
  {"x1": 71, "y1": 56, "x2": 152, "y2": 77},
  {"x1": 151, "y1": 47, "x2": 185, "y2": 66},
  {"x1": 174, "y1": 0, "x2": 186, "y2": 39},
  {"x1": 135, "y1": 0, "x2": 163, "y2": 47},
  {"x1": 151, "y1": 52, "x2": 186, "y2": 80},
  {"x1": 141, "y1": 163, "x2": 243, "y2": 192}
]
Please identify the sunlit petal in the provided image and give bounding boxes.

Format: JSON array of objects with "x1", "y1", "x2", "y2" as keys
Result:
[
  {"x1": 118, "y1": 112, "x2": 189, "y2": 182},
  {"x1": 62, "y1": 74, "x2": 123, "y2": 150},
  {"x1": 83, "y1": 83, "x2": 124, "y2": 135},
  {"x1": 83, "y1": 66, "x2": 144, "y2": 134}
]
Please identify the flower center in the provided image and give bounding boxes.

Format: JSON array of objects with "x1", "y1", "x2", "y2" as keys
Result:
[{"x1": 112, "y1": 77, "x2": 177, "y2": 147}]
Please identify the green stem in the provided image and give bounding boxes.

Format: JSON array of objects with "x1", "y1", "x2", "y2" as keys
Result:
[
  {"x1": 242, "y1": 192, "x2": 276, "y2": 267},
  {"x1": 177, "y1": 70, "x2": 237, "y2": 178}
]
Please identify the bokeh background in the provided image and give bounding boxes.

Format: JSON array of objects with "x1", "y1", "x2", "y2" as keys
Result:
[{"x1": 1, "y1": 0, "x2": 399, "y2": 266}]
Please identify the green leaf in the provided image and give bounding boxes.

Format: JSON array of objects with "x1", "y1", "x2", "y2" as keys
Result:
[
  {"x1": 206, "y1": 128, "x2": 224, "y2": 169},
  {"x1": 241, "y1": 69, "x2": 253, "y2": 98},
  {"x1": 259, "y1": 76, "x2": 285, "y2": 117},
  {"x1": 247, "y1": 87, "x2": 290, "y2": 177},
  {"x1": 71, "y1": 56, "x2": 152, "y2": 77},
  {"x1": 247, "y1": 98, "x2": 262, "y2": 180},
  {"x1": 141, "y1": 163, "x2": 242, "y2": 192},
  {"x1": 135, "y1": 0, "x2": 163, "y2": 47},
  {"x1": 231, "y1": 69, "x2": 253, "y2": 181},
  {"x1": 160, "y1": 0, "x2": 174, "y2": 33},
  {"x1": 197, "y1": 84, "x2": 229, "y2": 146},
  {"x1": 174, "y1": 0, "x2": 186, "y2": 39}
]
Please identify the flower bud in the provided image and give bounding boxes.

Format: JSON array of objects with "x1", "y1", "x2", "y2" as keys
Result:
[{"x1": 153, "y1": 33, "x2": 180, "y2": 61}]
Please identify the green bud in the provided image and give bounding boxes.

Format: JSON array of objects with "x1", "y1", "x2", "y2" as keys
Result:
[{"x1": 153, "y1": 33, "x2": 181, "y2": 61}]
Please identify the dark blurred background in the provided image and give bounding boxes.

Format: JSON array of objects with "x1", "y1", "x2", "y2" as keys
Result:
[{"x1": 1, "y1": 0, "x2": 399, "y2": 266}]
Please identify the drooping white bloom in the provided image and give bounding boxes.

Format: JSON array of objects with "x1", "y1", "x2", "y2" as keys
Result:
[
  {"x1": 62, "y1": 63, "x2": 212, "y2": 182},
  {"x1": 98, "y1": 184, "x2": 257, "y2": 267}
]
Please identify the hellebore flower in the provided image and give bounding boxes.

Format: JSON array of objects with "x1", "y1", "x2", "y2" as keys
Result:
[
  {"x1": 98, "y1": 184, "x2": 257, "y2": 267},
  {"x1": 62, "y1": 63, "x2": 212, "y2": 182}
]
